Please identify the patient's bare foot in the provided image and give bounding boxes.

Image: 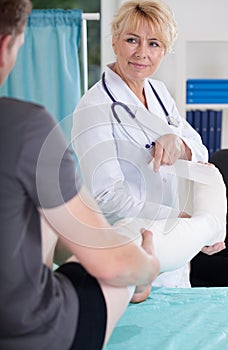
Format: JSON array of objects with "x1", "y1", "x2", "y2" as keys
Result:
[{"x1": 130, "y1": 284, "x2": 152, "y2": 303}]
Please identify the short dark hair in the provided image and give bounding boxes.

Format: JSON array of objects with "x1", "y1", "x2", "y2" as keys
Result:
[{"x1": 0, "y1": 0, "x2": 32, "y2": 37}]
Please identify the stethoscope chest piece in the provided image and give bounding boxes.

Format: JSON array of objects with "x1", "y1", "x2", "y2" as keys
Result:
[{"x1": 167, "y1": 115, "x2": 180, "y2": 127}]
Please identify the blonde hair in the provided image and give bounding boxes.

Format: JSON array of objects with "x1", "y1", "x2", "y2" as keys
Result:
[{"x1": 111, "y1": 0, "x2": 177, "y2": 53}]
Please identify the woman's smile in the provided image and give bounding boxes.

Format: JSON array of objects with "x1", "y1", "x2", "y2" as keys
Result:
[{"x1": 129, "y1": 61, "x2": 149, "y2": 70}]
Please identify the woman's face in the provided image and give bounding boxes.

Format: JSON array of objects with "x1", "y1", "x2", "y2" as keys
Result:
[{"x1": 112, "y1": 21, "x2": 165, "y2": 84}]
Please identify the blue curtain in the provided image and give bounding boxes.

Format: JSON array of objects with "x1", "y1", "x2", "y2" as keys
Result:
[{"x1": 0, "y1": 9, "x2": 82, "y2": 141}]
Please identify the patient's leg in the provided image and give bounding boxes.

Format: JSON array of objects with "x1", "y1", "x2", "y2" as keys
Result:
[
  {"x1": 114, "y1": 161, "x2": 227, "y2": 273},
  {"x1": 192, "y1": 164, "x2": 226, "y2": 239},
  {"x1": 163, "y1": 160, "x2": 226, "y2": 240}
]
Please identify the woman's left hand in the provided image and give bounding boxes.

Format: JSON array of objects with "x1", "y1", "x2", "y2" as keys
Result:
[
  {"x1": 201, "y1": 242, "x2": 226, "y2": 255},
  {"x1": 151, "y1": 134, "x2": 191, "y2": 172}
]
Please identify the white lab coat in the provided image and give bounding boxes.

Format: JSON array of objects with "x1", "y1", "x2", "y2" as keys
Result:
[
  {"x1": 72, "y1": 65, "x2": 208, "y2": 222},
  {"x1": 72, "y1": 65, "x2": 208, "y2": 288}
]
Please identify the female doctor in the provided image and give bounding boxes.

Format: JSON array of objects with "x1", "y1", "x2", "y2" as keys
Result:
[{"x1": 72, "y1": 0, "x2": 224, "y2": 288}]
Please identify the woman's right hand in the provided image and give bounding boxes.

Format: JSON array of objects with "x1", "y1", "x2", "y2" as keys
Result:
[{"x1": 150, "y1": 134, "x2": 192, "y2": 172}]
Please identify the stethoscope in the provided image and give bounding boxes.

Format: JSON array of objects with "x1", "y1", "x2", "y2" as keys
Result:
[
  {"x1": 111, "y1": 101, "x2": 156, "y2": 150},
  {"x1": 102, "y1": 72, "x2": 180, "y2": 128},
  {"x1": 102, "y1": 72, "x2": 179, "y2": 150}
]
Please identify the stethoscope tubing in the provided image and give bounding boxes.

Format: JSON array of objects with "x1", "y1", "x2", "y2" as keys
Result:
[
  {"x1": 102, "y1": 72, "x2": 177, "y2": 125},
  {"x1": 102, "y1": 72, "x2": 179, "y2": 150},
  {"x1": 111, "y1": 101, "x2": 156, "y2": 150}
]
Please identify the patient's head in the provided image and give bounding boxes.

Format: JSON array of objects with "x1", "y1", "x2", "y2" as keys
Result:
[
  {"x1": 0, "y1": 0, "x2": 32, "y2": 85},
  {"x1": 0, "y1": 0, "x2": 32, "y2": 46}
]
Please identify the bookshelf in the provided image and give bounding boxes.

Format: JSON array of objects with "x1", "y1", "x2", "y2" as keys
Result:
[
  {"x1": 184, "y1": 40, "x2": 228, "y2": 150},
  {"x1": 185, "y1": 41, "x2": 228, "y2": 103},
  {"x1": 154, "y1": 38, "x2": 228, "y2": 151}
]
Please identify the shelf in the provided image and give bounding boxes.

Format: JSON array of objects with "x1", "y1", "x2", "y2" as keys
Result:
[{"x1": 186, "y1": 104, "x2": 228, "y2": 110}]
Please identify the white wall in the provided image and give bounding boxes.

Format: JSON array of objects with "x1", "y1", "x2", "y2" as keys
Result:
[
  {"x1": 101, "y1": 0, "x2": 120, "y2": 69},
  {"x1": 101, "y1": 0, "x2": 128, "y2": 69}
]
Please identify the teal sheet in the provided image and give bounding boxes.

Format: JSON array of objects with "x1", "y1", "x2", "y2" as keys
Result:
[{"x1": 104, "y1": 287, "x2": 228, "y2": 350}]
